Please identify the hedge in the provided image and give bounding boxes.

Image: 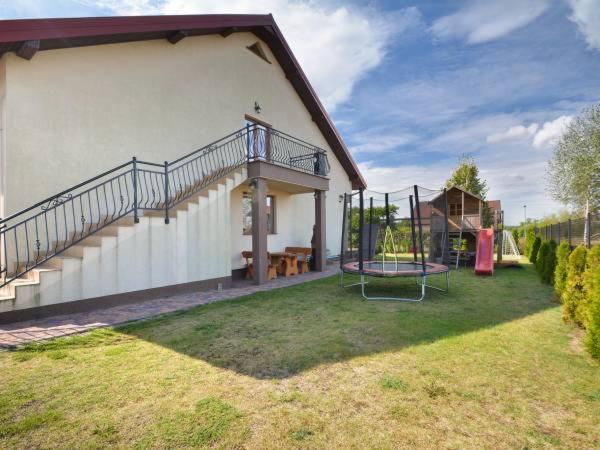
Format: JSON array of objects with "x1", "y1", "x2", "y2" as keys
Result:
[
  {"x1": 524, "y1": 227, "x2": 536, "y2": 257},
  {"x1": 529, "y1": 236, "x2": 542, "y2": 264},
  {"x1": 580, "y1": 245, "x2": 600, "y2": 328},
  {"x1": 584, "y1": 263, "x2": 600, "y2": 358},
  {"x1": 561, "y1": 245, "x2": 587, "y2": 325},
  {"x1": 541, "y1": 240, "x2": 557, "y2": 284},
  {"x1": 535, "y1": 241, "x2": 549, "y2": 276},
  {"x1": 555, "y1": 243, "x2": 600, "y2": 360},
  {"x1": 554, "y1": 242, "x2": 571, "y2": 298}
]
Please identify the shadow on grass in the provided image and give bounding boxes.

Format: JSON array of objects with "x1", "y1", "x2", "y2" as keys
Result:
[{"x1": 108, "y1": 264, "x2": 556, "y2": 379}]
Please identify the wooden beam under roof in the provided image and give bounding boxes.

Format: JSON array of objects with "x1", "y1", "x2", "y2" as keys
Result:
[
  {"x1": 16, "y1": 40, "x2": 39, "y2": 60},
  {"x1": 166, "y1": 30, "x2": 187, "y2": 44}
]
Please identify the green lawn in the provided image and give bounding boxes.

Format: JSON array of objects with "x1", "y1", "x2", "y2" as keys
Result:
[{"x1": 0, "y1": 265, "x2": 598, "y2": 449}]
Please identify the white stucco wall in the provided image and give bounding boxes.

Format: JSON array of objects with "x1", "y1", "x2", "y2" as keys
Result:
[
  {"x1": 2, "y1": 31, "x2": 353, "y2": 265},
  {"x1": 0, "y1": 57, "x2": 6, "y2": 220}
]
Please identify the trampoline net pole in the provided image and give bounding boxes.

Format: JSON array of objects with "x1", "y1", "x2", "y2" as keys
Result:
[
  {"x1": 358, "y1": 188, "x2": 364, "y2": 272},
  {"x1": 413, "y1": 185, "x2": 427, "y2": 273},
  {"x1": 340, "y1": 193, "x2": 348, "y2": 270},
  {"x1": 368, "y1": 197, "x2": 373, "y2": 263},
  {"x1": 443, "y1": 188, "x2": 449, "y2": 265},
  {"x1": 408, "y1": 194, "x2": 418, "y2": 263}
]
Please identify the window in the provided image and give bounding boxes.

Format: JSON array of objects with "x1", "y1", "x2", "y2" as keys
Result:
[
  {"x1": 449, "y1": 203, "x2": 462, "y2": 216},
  {"x1": 242, "y1": 192, "x2": 276, "y2": 235}
]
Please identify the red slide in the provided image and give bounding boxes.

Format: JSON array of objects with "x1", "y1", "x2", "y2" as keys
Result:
[{"x1": 475, "y1": 228, "x2": 494, "y2": 276}]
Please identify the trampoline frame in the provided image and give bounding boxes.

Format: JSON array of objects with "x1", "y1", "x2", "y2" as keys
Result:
[
  {"x1": 340, "y1": 264, "x2": 450, "y2": 302},
  {"x1": 339, "y1": 185, "x2": 450, "y2": 302}
]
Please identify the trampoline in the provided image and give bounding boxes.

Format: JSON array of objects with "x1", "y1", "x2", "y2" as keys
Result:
[
  {"x1": 339, "y1": 185, "x2": 450, "y2": 302},
  {"x1": 342, "y1": 261, "x2": 450, "y2": 277}
]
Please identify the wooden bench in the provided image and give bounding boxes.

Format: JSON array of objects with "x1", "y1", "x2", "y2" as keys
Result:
[
  {"x1": 284, "y1": 247, "x2": 312, "y2": 274},
  {"x1": 241, "y1": 251, "x2": 277, "y2": 281}
]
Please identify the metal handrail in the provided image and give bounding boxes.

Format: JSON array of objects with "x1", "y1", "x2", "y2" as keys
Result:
[{"x1": 0, "y1": 125, "x2": 330, "y2": 288}]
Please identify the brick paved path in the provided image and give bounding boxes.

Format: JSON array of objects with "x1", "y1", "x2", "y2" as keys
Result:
[{"x1": 0, "y1": 266, "x2": 339, "y2": 349}]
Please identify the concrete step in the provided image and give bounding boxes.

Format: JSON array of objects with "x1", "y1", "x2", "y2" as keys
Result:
[
  {"x1": 0, "y1": 277, "x2": 39, "y2": 298},
  {"x1": 61, "y1": 245, "x2": 91, "y2": 258},
  {"x1": 41, "y1": 255, "x2": 82, "y2": 269}
]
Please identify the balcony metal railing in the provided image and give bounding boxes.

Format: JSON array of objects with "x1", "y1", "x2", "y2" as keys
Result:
[{"x1": 0, "y1": 125, "x2": 330, "y2": 288}]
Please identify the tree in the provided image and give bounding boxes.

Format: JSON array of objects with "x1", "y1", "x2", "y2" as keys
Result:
[
  {"x1": 547, "y1": 104, "x2": 600, "y2": 243},
  {"x1": 445, "y1": 155, "x2": 488, "y2": 198}
]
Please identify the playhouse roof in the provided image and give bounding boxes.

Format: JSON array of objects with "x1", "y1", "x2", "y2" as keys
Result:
[{"x1": 0, "y1": 14, "x2": 366, "y2": 188}]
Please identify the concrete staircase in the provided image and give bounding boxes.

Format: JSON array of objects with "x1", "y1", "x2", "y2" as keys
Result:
[{"x1": 0, "y1": 167, "x2": 247, "y2": 314}]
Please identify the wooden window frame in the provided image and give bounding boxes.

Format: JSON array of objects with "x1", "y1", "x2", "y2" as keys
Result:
[{"x1": 242, "y1": 192, "x2": 276, "y2": 235}]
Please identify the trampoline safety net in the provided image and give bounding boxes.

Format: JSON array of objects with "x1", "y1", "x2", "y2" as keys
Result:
[{"x1": 340, "y1": 185, "x2": 450, "y2": 273}]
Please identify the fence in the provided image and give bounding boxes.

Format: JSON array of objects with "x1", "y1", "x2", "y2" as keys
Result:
[{"x1": 536, "y1": 213, "x2": 600, "y2": 248}]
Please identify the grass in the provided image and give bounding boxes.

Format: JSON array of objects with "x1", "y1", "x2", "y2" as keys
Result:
[{"x1": 0, "y1": 264, "x2": 598, "y2": 448}]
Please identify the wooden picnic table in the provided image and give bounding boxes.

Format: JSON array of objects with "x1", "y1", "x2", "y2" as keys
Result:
[{"x1": 269, "y1": 252, "x2": 298, "y2": 277}]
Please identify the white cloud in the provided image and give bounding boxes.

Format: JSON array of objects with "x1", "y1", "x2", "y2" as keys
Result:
[
  {"x1": 430, "y1": 0, "x2": 550, "y2": 44},
  {"x1": 349, "y1": 130, "x2": 416, "y2": 154},
  {"x1": 485, "y1": 115, "x2": 573, "y2": 149},
  {"x1": 568, "y1": 0, "x2": 600, "y2": 50},
  {"x1": 91, "y1": 0, "x2": 420, "y2": 110},
  {"x1": 532, "y1": 115, "x2": 573, "y2": 148},
  {"x1": 486, "y1": 124, "x2": 539, "y2": 143}
]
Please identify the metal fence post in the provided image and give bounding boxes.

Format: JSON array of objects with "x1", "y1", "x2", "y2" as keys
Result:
[
  {"x1": 164, "y1": 161, "x2": 170, "y2": 224},
  {"x1": 132, "y1": 157, "x2": 139, "y2": 223},
  {"x1": 568, "y1": 219, "x2": 572, "y2": 248},
  {"x1": 587, "y1": 212, "x2": 592, "y2": 248}
]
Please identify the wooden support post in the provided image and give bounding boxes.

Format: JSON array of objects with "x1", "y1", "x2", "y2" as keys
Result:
[
  {"x1": 314, "y1": 190, "x2": 327, "y2": 271},
  {"x1": 252, "y1": 178, "x2": 268, "y2": 284}
]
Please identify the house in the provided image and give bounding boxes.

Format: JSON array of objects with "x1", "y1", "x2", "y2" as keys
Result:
[
  {"x1": 0, "y1": 15, "x2": 366, "y2": 321},
  {"x1": 417, "y1": 186, "x2": 503, "y2": 264}
]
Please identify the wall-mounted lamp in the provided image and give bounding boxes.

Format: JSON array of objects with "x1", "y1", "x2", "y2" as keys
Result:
[
  {"x1": 248, "y1": 178, "x2": 258, "y2": 190},
  {"x1": 338, "y1": 194, "x2": 345, "y2": 203},
  {"x1": 254, "y1": 101, "x2": 262, "y2": 114}
]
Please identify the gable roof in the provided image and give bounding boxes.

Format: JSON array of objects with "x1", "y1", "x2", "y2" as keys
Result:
[
  {"x1": 0, "y1": 14, "x2": 366, "y2": 188},
  {"x1": 446, "y1": 186, "x2": 483, "y2": 201}
]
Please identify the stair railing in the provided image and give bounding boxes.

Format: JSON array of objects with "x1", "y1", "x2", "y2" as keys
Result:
[{"x1": 0, "y1": 125, "x2": 329, "y2": 288}]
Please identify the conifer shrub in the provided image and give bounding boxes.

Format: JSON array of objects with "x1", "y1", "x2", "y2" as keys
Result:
[
  {"x1": 561, "y1": 245, "x2": 587, "y2": 325},
  {"x1": 535, "y1": 241, "x2": 549, "y2": 276},
  {"x1": 554, "y1": 242, "x2": 571, "y2": 299},
  {"x1": 541, "y1": 240, "x2": 557, "y2": 284},
  {"x1": 584, "y1": 264, "x2": 600, "y2": 359},
  {"x1": 529, "y1": 237, "x2": 541, "y2": 264},
  {"x1": 524, "y1": 227, "x2": 535, "y2": 257},
  {"x1": 580, "y1": 245, "x2": 600, "y2": 328}
]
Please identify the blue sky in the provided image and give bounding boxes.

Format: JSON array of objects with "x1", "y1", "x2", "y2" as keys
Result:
[{"x1": 2, "y1": 0, "x2": 599, "y2": 224}]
